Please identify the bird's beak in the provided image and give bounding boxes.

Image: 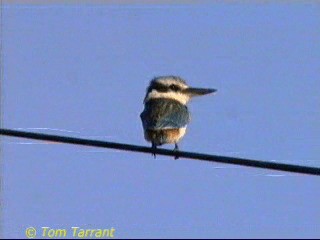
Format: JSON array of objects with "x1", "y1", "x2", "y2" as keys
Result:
[{"x1": 183, "y1": 87, "x2": 217, "y2": 97}]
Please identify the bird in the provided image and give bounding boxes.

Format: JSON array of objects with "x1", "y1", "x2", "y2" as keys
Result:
[{"x1": 140, "y1": 76, "x2": 217, "y2": 159}]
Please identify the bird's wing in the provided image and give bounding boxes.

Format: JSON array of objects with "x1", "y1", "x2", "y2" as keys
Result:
[{"x1": 140, "y1": 99, "x2": 190, "y2": 130}]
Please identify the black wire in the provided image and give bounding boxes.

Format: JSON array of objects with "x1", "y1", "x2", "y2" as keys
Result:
[{"x1": 1, "y1": 128, "x2": 319, "y2": 176}]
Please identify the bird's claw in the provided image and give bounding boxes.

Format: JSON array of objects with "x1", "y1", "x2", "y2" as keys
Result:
[
  {"x1": 152, "y1": 143, "x2": 157, "y2": 159},
  {"x1": 174, "y1": 143, "x2": 179, "y2": 160}
]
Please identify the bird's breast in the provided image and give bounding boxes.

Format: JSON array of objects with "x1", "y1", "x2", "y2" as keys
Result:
[{"x1": 144, "y1": 128, "x2": 187, "y2": 145}]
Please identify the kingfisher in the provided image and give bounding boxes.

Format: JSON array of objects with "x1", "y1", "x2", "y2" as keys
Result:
[{"x1": 140, "y1": 76, "x2": 217, "y2": 159}]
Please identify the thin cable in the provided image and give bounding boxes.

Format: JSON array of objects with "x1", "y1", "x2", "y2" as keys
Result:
[
  {"x1": 0, "y1": 2, "x2": 4, "y2": 239},
  {"x1": 1, "y1": 128, "x2": 319, "y2": 176}
]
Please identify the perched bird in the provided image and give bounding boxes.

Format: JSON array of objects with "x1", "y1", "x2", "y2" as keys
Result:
[{"x1": 140, "y1": 76, "x2": 217, "y2": 159}]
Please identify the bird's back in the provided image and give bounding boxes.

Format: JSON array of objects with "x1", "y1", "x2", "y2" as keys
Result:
[
  {"x1": 140, "y1": 98, "x2": 190, "y2": 131},
  {"x1": 140, "y1": 98, "x2": 190, "y2": 145}
]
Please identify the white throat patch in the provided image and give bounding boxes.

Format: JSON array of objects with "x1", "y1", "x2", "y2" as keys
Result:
[{"x1": 144, "y1": 90, "x2": 190, "y2": 105}]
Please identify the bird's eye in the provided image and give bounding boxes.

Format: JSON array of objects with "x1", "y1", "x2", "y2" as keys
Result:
[{"x1": 169, "y1": 85, "x2": 180, "y2": 92}]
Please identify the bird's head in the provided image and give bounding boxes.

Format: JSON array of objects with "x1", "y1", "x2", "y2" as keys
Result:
[{"x1": 144, "y1": 76, "x2": 217, "y2": 105}]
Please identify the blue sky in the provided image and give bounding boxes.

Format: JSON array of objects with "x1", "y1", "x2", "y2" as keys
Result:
[{"x1": 2, "y1": 2, "x2": 320, "y2": 238}]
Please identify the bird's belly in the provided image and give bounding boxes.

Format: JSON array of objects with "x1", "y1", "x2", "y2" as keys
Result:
[{"x1": 144, "y1": 128, "x2": 186, "y2": 145}]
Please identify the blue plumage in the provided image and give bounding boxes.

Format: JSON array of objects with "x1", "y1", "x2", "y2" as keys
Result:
[{"x1": 140, "y1": 98, "x2": 190, "y2": 131}]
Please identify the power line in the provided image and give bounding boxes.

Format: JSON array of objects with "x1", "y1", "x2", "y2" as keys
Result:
[
  {"x1": 0, "y1": 2, "x2": 4, "y2": 239},
  {"x1": 1, "y1": 128, "x2": 319, "y2": 176}
]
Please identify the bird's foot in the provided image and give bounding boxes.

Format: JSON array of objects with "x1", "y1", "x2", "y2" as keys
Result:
[
  {"x1": 173, "y1": 143, "x2": 179, "y2": 160},
  {"x1": 152, "y1": 143, "x2": 157, "y2": 159}
]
